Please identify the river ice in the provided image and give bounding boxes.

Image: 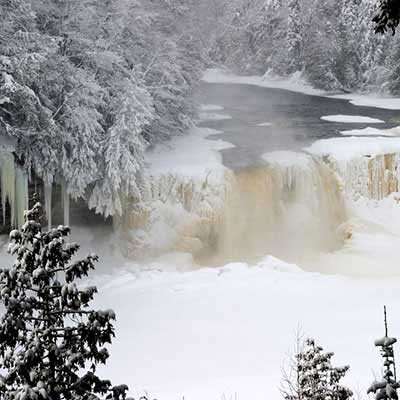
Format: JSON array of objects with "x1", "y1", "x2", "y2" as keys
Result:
[{"x1": 321, "y1": 115, "x2": 385, "y2": 123}]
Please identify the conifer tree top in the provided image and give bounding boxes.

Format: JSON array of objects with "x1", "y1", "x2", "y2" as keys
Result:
[{"x1": 0, "y1": 202, "x2": 132, "y2": 400}]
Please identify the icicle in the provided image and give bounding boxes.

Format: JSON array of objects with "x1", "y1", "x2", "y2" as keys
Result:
[
  {"x1": 44, "y1": 184, "x2": 52, "y2": 231},
  {"x1": 15, "y1": 166, "x2": 28, "y2": 228},
  {"x1": 61, "y1": 180, "x2": 70, "y2": 227},
  {"x1": 0, "y1": 152, "x2": 15, "y2": 227}
]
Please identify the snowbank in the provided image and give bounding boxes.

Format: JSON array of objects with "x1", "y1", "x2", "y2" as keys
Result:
[
  {"x1": 321, "y1": 115, "x2": 384, "y2": 123},
  {"x1": 305, "y1": 136, "x2": 400, "y2": 161},
  {"x1": 332, "y1": 93, "x2": 400, "y2": 110},
  {"x1": 340, "y1": 127, "x2": 398, "y2": 137}
]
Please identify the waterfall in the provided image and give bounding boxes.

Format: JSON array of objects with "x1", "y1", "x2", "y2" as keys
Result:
[
  {"x1": 118, "y1": 152, "x2": 346, "y2": 263},
  {"x1": 215, "y1": 153, "x2": 346, "y2": 263}
]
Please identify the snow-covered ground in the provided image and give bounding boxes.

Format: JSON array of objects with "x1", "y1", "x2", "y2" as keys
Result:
[
  {"x1": 202, "y1": 68, "x2": 400, "y2": 111},
  {"x1": 89, "y1": 235, "x2": 400, "y2": 400}
]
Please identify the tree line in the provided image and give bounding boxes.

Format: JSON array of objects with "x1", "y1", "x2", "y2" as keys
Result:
[
  {"x1": 0, "y1": 0, "x2": 204, "y2": 217},
  {"x1": 206, "y1": 0, "x2": 400, "y2": 94}
]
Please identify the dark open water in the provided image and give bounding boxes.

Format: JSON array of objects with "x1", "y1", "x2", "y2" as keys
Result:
[{"x1": 196, "y1": 82, "x2": 400, "y2": 169}]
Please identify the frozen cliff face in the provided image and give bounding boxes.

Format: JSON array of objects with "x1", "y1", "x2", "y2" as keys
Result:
[
  {"x1": 115, "y1": 168, "x2": 235, "y2": 258},
  {"x1": 306, "y1": 137, "x2": 400, "y2": 201},
  {"x1": 324, "y1": 153, "x2": 400, "y2": 201}
]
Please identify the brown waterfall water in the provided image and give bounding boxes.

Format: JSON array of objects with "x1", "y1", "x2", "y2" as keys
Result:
[{"x1": 208, "y1": 156, "x2": 347, "y2": 265}]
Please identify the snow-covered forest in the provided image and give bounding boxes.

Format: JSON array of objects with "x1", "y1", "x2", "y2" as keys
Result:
[
  {"x1": 207, "y1": 0, "x2": 400, "y2": 93},
  {"x1": 0, "y1": 0, "x2": 204, "y2": 217}
]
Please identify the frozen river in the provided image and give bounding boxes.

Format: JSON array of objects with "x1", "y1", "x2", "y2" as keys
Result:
[{"x1": 196, "y1": 81, "x2": 400, "y2": 168}]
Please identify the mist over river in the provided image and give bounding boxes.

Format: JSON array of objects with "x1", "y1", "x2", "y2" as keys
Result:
[{"x1": 196, "y1": 81, "x2": 400, "y2": 169}]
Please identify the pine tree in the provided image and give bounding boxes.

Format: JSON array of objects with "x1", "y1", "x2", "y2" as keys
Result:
[
  {"x1": 303, "y1": 0, "x2": 344, "y2": 91},
  {"x1": 0, "y1": 203, "x2": 131, "y2": 399},
  {"x1": 358, "y1": 0, "x2": 390, "y2": 89},
  {"x1": 287, "y1": 0, "x2": 303, "y2": 74},
  {"x1": 368, "y1": 306, "x2": 400, "y2": 400},
  {"x1": 283, "y1": 338, "x2": 353, "y2": 400},
  {"x1": 89, "y1": 78, "x2": 154, "y2": 217}
]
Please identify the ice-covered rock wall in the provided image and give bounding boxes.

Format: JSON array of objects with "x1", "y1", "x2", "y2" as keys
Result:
[
  {"x1": 115, "y1": 169, "x2": 235, "y2": 259},
  {"x1": 325, "y1": 153, "x2": 400, "y2": 201},
  {"x1": 305, "y1": 137, "x2": 400, "y2": 201}
]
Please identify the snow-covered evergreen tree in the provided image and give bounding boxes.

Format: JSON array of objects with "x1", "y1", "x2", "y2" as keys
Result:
[
  {"x1": 287, "y1": 0, "x2": 303, "y2": 73},
  {"x1": 387, "y1": 39, "x2": 400, "y2": 94},
  {"x1": 283, "y1": 338, "x2": 353, "y2": 400},
  {"x1": 89, "y1": 79, "x2": 154, "y2": 217},
  {"x1": 334, "y1": 0, "x2": 362, "y2": 90},
  {"x1": 0, "y1": 202, "x2": 131, "y2": 399},
  {"x1": 368, "y1": 306, "x2": 400, "y2": 400},
  {"x1": 358, "y1": 0, "x2": 391, "y2": 89},
  {"x1": 303, "y1": 0, "x2": 343, "y2": 91}
]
